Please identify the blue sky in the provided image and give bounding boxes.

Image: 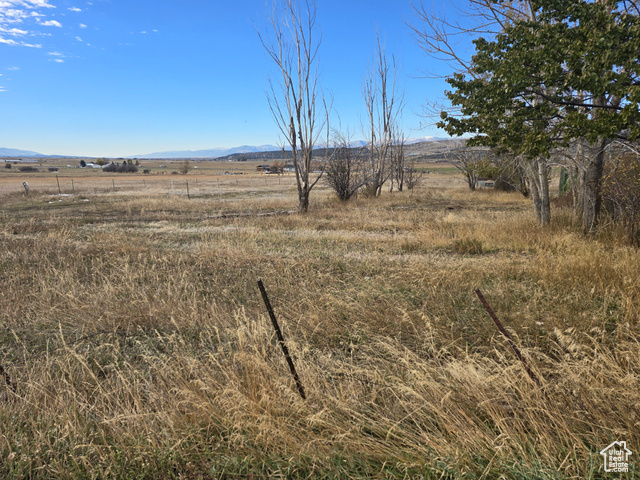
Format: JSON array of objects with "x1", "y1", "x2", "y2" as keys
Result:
[{"x1": 0, "y1": 0, "x2": 456, "y2": 157}]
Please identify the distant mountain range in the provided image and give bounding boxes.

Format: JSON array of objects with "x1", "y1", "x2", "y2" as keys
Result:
[
  {"x1": 0, "y1": 147, "x2": 47, "y2": 157},
  {"x1": 406, "y1": 136, "x2": 447, "y2": 144},
  {"x1": 0, "y1": 137, "x2": 449, "y2": 160},
  {"x1": 133, "y1": 137, "x2": 447, "y2": 159},
  {"x1": 131, "y1": 145, "x2": 282, "y2": 159}
]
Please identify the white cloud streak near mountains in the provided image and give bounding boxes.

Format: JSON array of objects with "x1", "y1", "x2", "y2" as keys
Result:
[{"x1": 0, "y1": 0, "x2": 58, "y2": 48}]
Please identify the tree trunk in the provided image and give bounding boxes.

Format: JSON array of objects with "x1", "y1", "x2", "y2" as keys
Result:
[
  {"x1": 571, "y1": 142, "x2": 584, "y2": 215},
  {"x1": 529, "y1": 170, "x2": 542, "y2": 222},
  {"x1": 537, "y1": 158, "x2": 551, "y2": 226},
  {"x1": 298, "y1": 182, "x2": 310, "y2": 213},
  {"x1": 525, "y1": 158, "x2": 549, "y2": 224},
  {"x1": 582, "y1": 138, "x2": 608, "y2": 233},
  {"x1": 570, "y1": 164, "x2": 582, "y2": 214},
  {"x1": 468, "y1": 174, "x2": 477, "y2": 191}
]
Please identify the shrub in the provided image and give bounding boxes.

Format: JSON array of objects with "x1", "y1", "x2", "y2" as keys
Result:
[
  {"x1": 325, "y1": 138, "x2": 366, "y2": 201},
  {"x1": 602, "y1": 153, "x2": 640, "y2": 246},
  {"x1": 102, "y1": 162, "x2": 138, "y2": 173},
  {"x1": 4, "y1": 163, "x2": 11, "y2": 169},
  {"x1": 472, "y1": 153, "x2": 529, "y2": 196},
  {"x1": 270, "y1": 160, "x2": 285, "y2": 175},
  {"x1": 451, "y1": 238, "x2": 484, "y2": 255},
  {"x1": 404, "y1": 163, "x2": 424, "y2": 190},
  {"x1": 19, "y1": 166, "x2": 39, "y2": 173},
  {"x1": 179, "y1": 160, "x2": 191, "y2": 175},
  {"x1": 48, "y1": 167, "x2": 59, "y2": 172}
]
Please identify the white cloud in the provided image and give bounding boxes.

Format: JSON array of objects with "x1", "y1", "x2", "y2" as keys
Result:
[
  {"x1": 38, "y1": 19, "x2": 61, "y2": 27},
  {"x1": 47, "y1": 50, "x2": 62, "y2": 55},
  {"x1": 140, "y1": 30, "x2": 146, "y2": 34},
  {"x1": 0, "y1": 1, "x2": 57, "y2": 48},
  {"x1": 0, "y1": 26, "x2": 27, "y2": 35},
  {"x1": 68, "y1": 7, "x2": 81, "y2": 12},
  {"x1": 1, "y1": 8, "x2": 30, "y2": 23},
  {"x1": 7, "y1": 66, "x2": 19, "y2": 70},
  {"x1": 79, "y1": 23, "x2": 86, "y2": 28},
  {"x1": 74, "y1": 35, "x2": 81, "y2": 41},
  {"x1": 50, "y1": 57, "x2": 62, "y2": 62},
  {"x1": 27, "y1": 1, "x2": 55, "y2": 8},
  {"x1": 0, "y1": 36, "x2": 40, "y2": 46}
]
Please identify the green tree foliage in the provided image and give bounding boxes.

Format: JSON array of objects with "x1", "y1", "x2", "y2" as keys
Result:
[
  {"x1": 438, "y1": 0, "x2": 640, "y2": 230},
  {"x1": 440, "y1": 1, "x2": 640, "y2": 154}
]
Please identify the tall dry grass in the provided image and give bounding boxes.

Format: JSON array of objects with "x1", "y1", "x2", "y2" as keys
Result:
[{"x1": 0, "y1": 182, "x2": 637, "y2": 478}]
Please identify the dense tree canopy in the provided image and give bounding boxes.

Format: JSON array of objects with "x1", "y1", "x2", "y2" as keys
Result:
[{"x1": 439, "y1": 0, "x2": 640, "y2": 158}]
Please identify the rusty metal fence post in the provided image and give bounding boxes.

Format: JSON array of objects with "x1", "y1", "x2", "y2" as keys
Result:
[{"x1": 258, "y1": 279, "x2": 306, "y2": 399}]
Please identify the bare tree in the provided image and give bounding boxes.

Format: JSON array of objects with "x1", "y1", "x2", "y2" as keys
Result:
[
  {"x1": 447, "y1": 139, "x2": 485, "y2": 191},
  {"x1": 259, "y1": 0, "x2": 325, "y2": 213},
  {"x1": 363, "y1": 35, "x2": 403, "y2": 197},
  {"x1": 389, "y1": 126, "x2": 407, "y2": 192},
  {"x1": 409, "y1": 0, "x2": 535, "y2": 122},
  {"x1": 404, "y1": 160, "x2": 424, "y2": 191},
  {"x1": 271, "y1": 160, "x2": 286, "y2": 175},
  {"x1": 179, "y1": 159, "x2": 191, "y2": 175},
  {"x1": 325, "y1": 129, "x2": 366, "y2": 201},
  {"x1": 409, "y1": 1, "x2": 534, "y2": 77}
]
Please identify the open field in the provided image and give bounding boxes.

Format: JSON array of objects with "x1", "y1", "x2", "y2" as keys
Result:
[
  {"x1": 0, "y1": 163, "x2": 638, "y2": 479},
  {"x1": 0, "y1": 158, "x2": 461, "y2": 198}
]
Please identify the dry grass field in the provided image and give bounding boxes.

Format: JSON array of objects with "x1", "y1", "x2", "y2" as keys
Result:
[{"x1": 0, "y1": 160, "x2": 638, "y2": 479}]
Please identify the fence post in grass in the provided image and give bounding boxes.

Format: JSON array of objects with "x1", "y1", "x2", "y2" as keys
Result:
[
  {"x1": 22, "y1": 182, "x2": 29, "y2": 196},
  {"x1": 72, "y1": 179, "x2": 75, "y2": 194},
  {"x1": 186, "y1": 180, "x2": 190, "y2": 199},
  {"x1": 257, "y1": 279, "x2": 307, "y2": 400},
  {"x1": 475, "y1": 289, "x2": 541, "y2": 386},
  {"x1": 56, "y1": 175, "x2": 61, "y2": 195},
  {"x1": 112, "y1": 179, "x2": 116, "y2": 193}
]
